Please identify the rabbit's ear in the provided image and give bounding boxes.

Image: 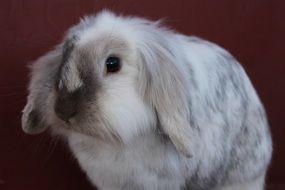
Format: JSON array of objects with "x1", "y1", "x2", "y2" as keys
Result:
[
  {"x1": 138, "y1": 29, "x2": 192, "y2": 157},
  {"x1": 22, "y1": 47, "x2": 62, "y2": 134},
  {"x1": 22, "y1": 99, "x2": 49, "y2": 134}
]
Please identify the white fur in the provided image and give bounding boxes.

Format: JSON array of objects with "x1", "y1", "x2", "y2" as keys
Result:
[{"x1": 22, "y1": 11, "x2": 272, "y2": 190}]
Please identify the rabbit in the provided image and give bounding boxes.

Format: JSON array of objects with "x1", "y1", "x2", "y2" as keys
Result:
[{"x1": 21, "y1": 10, "x2": 272, "y2": 190}]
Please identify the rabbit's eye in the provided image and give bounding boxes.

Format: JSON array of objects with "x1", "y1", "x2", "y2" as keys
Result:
[{"x1": 106, "y1": 56, "x2": 121, "y2": 73}]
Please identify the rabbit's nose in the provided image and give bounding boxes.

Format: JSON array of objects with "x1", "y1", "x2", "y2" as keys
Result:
[{"x1": 54, "y1": 88, "x2": 82, "y2": 122}]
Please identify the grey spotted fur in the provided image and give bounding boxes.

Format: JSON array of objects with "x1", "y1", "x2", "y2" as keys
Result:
[{"x1": 22, "y1": 11, "x2": 272, "y2": 190}]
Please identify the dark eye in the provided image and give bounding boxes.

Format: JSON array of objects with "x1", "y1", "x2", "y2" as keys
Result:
[{"x1": 106, "y1": 56, "x2": 121, "y2": 73}]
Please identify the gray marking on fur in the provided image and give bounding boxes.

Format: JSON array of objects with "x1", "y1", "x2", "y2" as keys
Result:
[
  {"x1": 56, "y1": 35, "x2": 78, "y2": 88},
  {"x1": 62, "y1": 35, "x2": 77, "y2": 64},
  {"x1": 76, "y1": 51, "x2": 101, "y2": 102},
  {"x1": 54, "y1": 86, "x2": 82, "y2": 121},
  {"x1": 28, "y1": 110, "x2": 42, "y2": 129}
]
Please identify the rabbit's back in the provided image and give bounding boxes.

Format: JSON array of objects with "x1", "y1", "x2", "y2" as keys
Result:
[{"x1": 181, "y1": 36, "x2": 272, "y2": 189}]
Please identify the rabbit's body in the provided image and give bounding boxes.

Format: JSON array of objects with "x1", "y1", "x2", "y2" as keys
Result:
[
  {"x1": 66, "y1": 37, "x2": 272, "y2": 190},
  {"x1": 22, "y1": 11, "x2": 272, "y2": 190}
]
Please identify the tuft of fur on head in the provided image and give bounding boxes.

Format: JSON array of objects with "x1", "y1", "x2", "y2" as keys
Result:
[{"x1": 21, "y1": 10, "x2": 193, "y2": 157}]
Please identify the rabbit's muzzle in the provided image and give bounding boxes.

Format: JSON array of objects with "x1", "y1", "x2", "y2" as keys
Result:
[{"x1": 54, "y1": 86, "x2": 83, "y2": 122}]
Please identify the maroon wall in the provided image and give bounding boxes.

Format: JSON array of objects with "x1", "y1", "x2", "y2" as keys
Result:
[{"x1": 0, "y1": 0, "x2": 284, "y2": 189}]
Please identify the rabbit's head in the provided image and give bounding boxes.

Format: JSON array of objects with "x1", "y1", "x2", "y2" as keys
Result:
[{"x1": 22, "y1": 11, "x2": 192, "y2": 157}]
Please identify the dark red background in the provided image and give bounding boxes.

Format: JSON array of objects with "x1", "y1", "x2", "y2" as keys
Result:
[{"x1": 0, "y1": 0, "x2": 284, "y2": 189}]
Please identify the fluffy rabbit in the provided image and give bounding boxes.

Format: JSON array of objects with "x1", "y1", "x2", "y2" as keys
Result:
[{"x1": 21, "y1": 11, "x2": 272, "y2": 190}]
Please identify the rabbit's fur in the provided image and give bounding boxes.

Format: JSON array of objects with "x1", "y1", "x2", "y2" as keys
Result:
[{"x1": 22, "y1": 11, "x2": 272, "y2": 190}]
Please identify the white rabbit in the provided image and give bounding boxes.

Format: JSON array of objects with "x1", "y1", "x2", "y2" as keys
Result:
[{"x1": 21, "y1": 11, "x2": 272, "y2": 190}]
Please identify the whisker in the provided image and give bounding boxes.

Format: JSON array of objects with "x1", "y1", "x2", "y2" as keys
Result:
[{"x1": 43, "y1": 135, "x2": 60, "y2": 165}]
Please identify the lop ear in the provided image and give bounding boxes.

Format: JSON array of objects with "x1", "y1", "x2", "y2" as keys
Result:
[
  {"x1": 22, "y1": 47, "x2": 62, "y2": 134},
  {"x1": 138, "y1": 27, "x2": 193, "y2": 157}
]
